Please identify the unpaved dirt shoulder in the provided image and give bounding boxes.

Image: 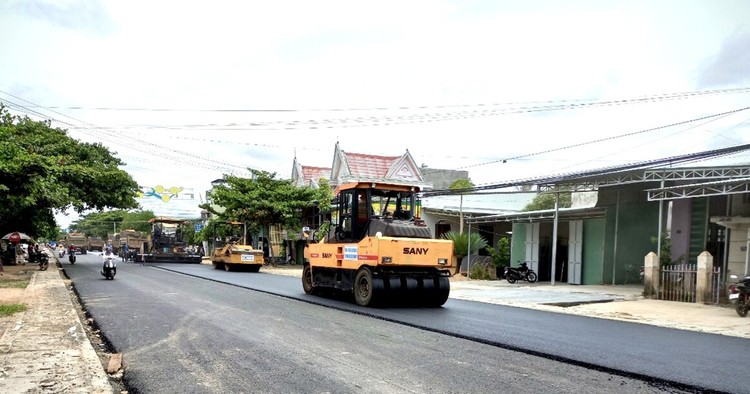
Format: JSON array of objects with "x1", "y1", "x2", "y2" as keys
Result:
[
  {"x1": 261, "y1": 265, "x2": 303, "y2": 277},
  {"x1": 0, "y1": 265, "x2": 34, "y2": 336},
  {"x1": 59, "y1": 269, "x2": 129, "y2": 393}
]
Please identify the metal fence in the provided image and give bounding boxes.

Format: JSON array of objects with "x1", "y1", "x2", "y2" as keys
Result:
[
  {"x1": 710, "y1": 267, "x2": 723, "y2": 304},
  {"x1": 658, "y1": 263, "x2": 722, "y2": 304}
]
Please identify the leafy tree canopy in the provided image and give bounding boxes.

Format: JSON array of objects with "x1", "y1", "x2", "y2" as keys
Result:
[
  {"x1": 0, "y1": 105, "x2": 140, "y2": 239},
  {"x1": 449, "y1": 178, "x2": 474, "y2": 193},
  {"x1": 178, "y1": 219, "x2": 201, "y2": 246},
  {"x1": 522, "y1": 193, "x2": 572, "y2": 211},
  {"x1": 69, "y1": 210, "x2": 155, "y2": 239},
  {"x1": 200, "y1": 169, "x2": 332, "y2": 234}
]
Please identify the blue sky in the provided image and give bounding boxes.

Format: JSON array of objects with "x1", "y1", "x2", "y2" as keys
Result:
[{"x1": 2, "y1": 1, "x2": 749, "y2": 227}]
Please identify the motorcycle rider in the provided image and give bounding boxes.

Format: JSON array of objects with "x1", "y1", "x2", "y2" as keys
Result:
[
  {"x1": 101, "y1": 246, "x2": 116, "y2": 275},
  {"x1": 37, "y1": 247, "x2": 49, "y2": 270}
]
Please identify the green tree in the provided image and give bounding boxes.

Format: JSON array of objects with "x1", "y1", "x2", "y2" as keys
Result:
[
  {"x1": 441, "y1": 230, "x2": 488, "y2": 275},
  {"x1": 449, "y1": 178, "x2": 474, "y2": 234},
  {"x1": 309, "y1": 178, "x2": 334, "y2": 241},
  {"x1": 523, "y1": 192, "x2": 572, "y2": 211},
  {"x1": 179, "y1": 219, "x2": 200, "y2": 246},
  {"x1": 120, "y1": 210, "x2": 157, "y2": 233},
  {"x1": 200, "y1": 170, "x2": 332, "y2": 256},
  {"x1": 0, "y1": 106, "x2": 140, "y2": 239},
  {"x1": 70, "y1": 210, "x2": 155, "y2": 238}
]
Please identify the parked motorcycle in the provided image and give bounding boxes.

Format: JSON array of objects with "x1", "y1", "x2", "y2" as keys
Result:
[
  {"x1": 68, "y1": 253, "x2": 76, "y2": 264},
  {"x1": 101, "y1": 254, "x2": 117, "y2": 280},
  {"x1": 504, "y1": 262, "x2": 538, "y2": 284},
  {"x1": 728, "y1": 274, "x2": 750, "y2": 317},
  {"x1": 38, "y1": 252, "x2": 49, "y2": 271}
]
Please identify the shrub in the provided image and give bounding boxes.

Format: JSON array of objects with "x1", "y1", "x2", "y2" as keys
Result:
[
  {"x1": 469, "y1": 263, "x2": 493, "y2": 280},
  {"x1": 486, "y1": 237, "x2": 510, "y2": 269},
  {"x1": 441, "y1": 231, "x2": 488, "y2": 274}
]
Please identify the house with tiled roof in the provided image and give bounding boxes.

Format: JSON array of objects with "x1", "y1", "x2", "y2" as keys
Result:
[
  {"x1": 291, "y1": 159, "x2": 331, "y2": 188},
  {"x1": 329, "y1": 142, "x2": 425, "y2": 187},
  {"x1": 290, "y1": 142, "x2": 427, "y2": 188}
]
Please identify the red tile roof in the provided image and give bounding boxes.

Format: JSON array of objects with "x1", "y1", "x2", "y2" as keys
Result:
[
  {"x1": 301, "y1": 166, "x2": 331, "y2": 185},
  {"x1": 344, "y1": 152, "x2": 401, "y2": 178}
]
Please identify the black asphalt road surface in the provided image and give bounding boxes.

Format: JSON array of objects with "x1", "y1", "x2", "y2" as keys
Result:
[{"x1": 63, "y1": 256, "x2": 746, "y2": 393}]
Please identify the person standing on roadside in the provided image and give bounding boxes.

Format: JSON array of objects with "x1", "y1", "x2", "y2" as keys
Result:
[
  {"x1": 15, "y1": 243, "x2": 24, "y2": 265},
  {"x1": 0, "y1": 244, "x2": 6, "y2": 272},
  {"x1": 27, "y1": 243, "x2": 35, "y2": 264}
]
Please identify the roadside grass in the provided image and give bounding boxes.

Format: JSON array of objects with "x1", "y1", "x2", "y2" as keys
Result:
[
  {"x1": 0, "y1": 279, "x2": 30, "y2": 289},
  {"x1": 0, "y1": 303, "x2": 27, "y2": 317}
]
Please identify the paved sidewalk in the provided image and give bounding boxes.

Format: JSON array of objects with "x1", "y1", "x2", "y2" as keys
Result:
[
  {"x1": 449, "y1": 279, "x2": 750, "y2": 339},
  {"x1": 0, "y1": 262, "x2": 113, "y2": 393}
]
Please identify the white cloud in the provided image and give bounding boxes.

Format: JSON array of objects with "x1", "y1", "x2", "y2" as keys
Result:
[{"x1": 2, "y1": 0, "x2": 750, "y2": 230}]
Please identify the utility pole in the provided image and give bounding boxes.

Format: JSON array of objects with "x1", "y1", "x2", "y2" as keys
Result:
[{"x1": 459, "y1": 194, "x2": 464, "y2": 234}]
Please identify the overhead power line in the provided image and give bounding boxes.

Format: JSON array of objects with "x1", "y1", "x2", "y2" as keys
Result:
[
  {"x1": 422, "y1": 143, "x2": 750, "y2": 197},
  {"x1": 14, "y1": 86, "x2": 750, "y2": 113},
  {"x1": 5, "y1": 87, "x2": 750, "y2": 134},
  {"x1": 460, "y1": 106, "x2": 750, "y2": 170},
  {"x1": 2, "y1": 88, "x2": 749, "y2": 184},
  {"x1": 0, "y1": 95, "x2": 260, "y2": 176}
]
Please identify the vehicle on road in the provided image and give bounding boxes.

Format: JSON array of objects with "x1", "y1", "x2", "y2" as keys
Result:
[
  {"x1": 137, "y1": 217, "x2": 201, "y2": 263},
  {"x1": 114, "y1": 229, "x2": 148, "y2": 261},
  {"x1": 728, "y1": 274, "x2": 750, "y2": 317},
  {"x1": 210, "y1": 221, "x2": 264, "y2": 272},
  {"x1": 303, "y1": 181, "x2": 454, "y2": 307},
  {"x1": 87, "y1": 236, "x2": 105, "y2": 252},
  {"x1": 101, "y1": 249, "x2": 117, "y2": 280},
  {"x1": 65, "y1": 232, "x2": 87, "y2": 255}
]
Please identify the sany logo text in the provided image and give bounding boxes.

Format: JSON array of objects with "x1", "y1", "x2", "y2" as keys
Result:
[{"x1": 403, "y1": 247, "x2": 429, "y2": 255}]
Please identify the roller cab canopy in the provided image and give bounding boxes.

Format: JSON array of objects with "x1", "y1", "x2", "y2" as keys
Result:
[{"x1": 334, "y1": 181, "x2": 421, "y2": 195}]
